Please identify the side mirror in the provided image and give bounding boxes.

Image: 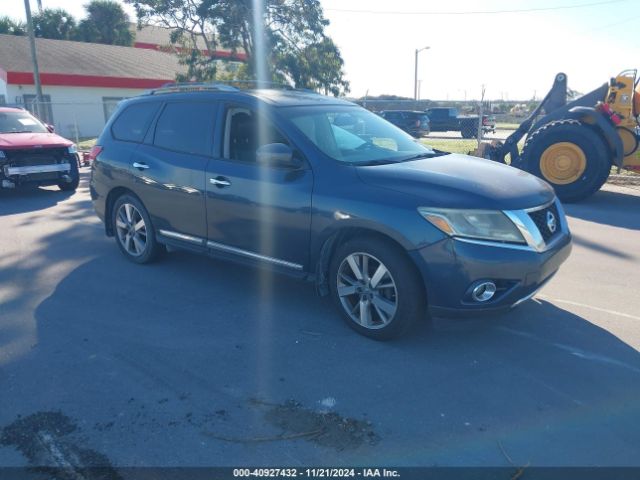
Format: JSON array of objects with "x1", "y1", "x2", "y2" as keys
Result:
[
  {"x1": 256, "y1": 143, "x2": 300, "y2": 168},
  {"x1": 45, "y1": 124, "x2": 55, "y2": 133}
]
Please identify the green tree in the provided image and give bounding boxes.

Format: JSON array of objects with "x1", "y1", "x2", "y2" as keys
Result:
[
  {"x1": 279, "y1": 37, "x2": 349, "y2": 96},
  {"x1": 126, "y1": 0, "x2": 349, "y2": 95},
  {"x1": 0, "y1": 16, "x2": 25, "y2": 35},
  {"x1": 78, "y1": 0, "x2": 133, "y2": 46},
  {"x1": 33, "y1": 8, "x2": 77, "y2": 40}
]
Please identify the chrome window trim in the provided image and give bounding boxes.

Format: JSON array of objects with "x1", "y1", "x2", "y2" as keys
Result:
[
  {"x1": 206, "y1": 240, "x2": 303, "y2": 271},
  {"x1": 158, "y1": 229, "x2": 205, "y2": 246}
]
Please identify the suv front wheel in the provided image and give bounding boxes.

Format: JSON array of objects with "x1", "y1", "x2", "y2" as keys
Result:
[
  {"x1": 329, "y1": 237, "x2": 427, "y2": 340},
  {"x1": 58, "y1": 156, "x2": 80, "y2": 191},
  {"x1": 112, "y1": 194, "x2": 162, "y2": 264}
]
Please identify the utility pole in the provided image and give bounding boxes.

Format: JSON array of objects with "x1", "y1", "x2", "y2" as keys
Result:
[
  {"x1": 37, "y1": 0, "x2": 43, "y2": 12},
  {"x1": 414, "y1": 46, "x2": 430, "y2": 100},
  {"x1": 477, "y1": 84, "x2": 486, "y2": 149},
  {"x1": 23, "y1": 0, "x2": 44, "y2": 119}
]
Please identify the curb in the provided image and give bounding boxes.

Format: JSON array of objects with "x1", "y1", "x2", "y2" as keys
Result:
[{"x1": 607, "y1": 174, "x2": 640, "y2": 186}]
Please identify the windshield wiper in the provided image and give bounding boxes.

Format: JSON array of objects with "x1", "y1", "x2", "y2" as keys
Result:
[
  {"x1": 397, "y1": 152, "x2": 440, "y2": 162},
  {"x1": 1, "y1": 130, "x2": 36, "y2": 134},
  {"x1": 355, "y1": 151, "x2": 443, "y2": 166},
  {"x1": 355, "y1": 159, "x2": 401, "y2": 166}
]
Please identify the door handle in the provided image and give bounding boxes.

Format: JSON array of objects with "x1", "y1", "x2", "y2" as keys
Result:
[
  {"x1": 210, "y1": 176, "x2": 231, "y2": 187},
  {"x1": 133, "y1": 162, "x2": 149, "y2": 170}
]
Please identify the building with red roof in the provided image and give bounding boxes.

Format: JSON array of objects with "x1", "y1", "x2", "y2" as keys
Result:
[{"x1": 0, "y1": 31, "x2": 241, "y2": 139}]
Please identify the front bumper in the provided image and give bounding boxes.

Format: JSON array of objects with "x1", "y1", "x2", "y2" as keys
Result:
[
  {"x1": 409, "y1": 232, "x2": 572, "y2": 317},
  {"x1": 4, "y1": 163, "x2": 71, "y2": 176}
]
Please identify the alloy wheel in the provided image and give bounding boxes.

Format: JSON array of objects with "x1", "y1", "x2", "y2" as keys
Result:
[
  {"x1": 115, "y1": 203, "x2": 147, "y2": 257},
  {"x1": 336, "y1": 252, "x2": 398, "y2": 329}
]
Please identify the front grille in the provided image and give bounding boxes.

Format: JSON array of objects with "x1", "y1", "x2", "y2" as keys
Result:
[
  {"x1": 5, "y1": 148, "x2": 68, "y2": 167},
  {"x1": 528, "y1": 202, "x2": 561, "y2": 242}
]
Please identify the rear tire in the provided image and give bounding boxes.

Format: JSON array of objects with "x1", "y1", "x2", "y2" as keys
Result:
[
  {"x1": 521, "y1": 120, "x2": 610, "y2": 203},
  {"x1": 112, "y1": 194, "x2": 162, "y2": 264},
  {"x1": 329, "y1": 237, "x2": 427, "y2": 340}
]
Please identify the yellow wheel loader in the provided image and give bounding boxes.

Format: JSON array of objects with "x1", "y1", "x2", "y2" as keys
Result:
[{"x1": 476, "y1": 70, "x2": 640, "y2": 202}]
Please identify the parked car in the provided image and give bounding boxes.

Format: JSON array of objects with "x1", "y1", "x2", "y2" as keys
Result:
[
  {"x1": 379, "y1": 110, "x2": 430, "y2": 138},
  {"x1": 0, "y1": 106, "x2": 80, "y2": 191},
  {"x1": 90, "y1": 85, "x2": 572, "y2": 340},
  {"x1": 426, "y1": 107, "x2": 495, "y2": 138}
]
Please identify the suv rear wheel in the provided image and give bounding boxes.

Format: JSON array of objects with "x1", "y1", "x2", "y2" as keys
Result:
[
  {"x1": 329, "y1": 237, "x2": 427, "y2": 340},
  {"x1": 112, "y1": 194, "x2": 162, "y2": 264}
]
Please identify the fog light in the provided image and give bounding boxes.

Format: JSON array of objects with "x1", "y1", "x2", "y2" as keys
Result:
[{"x1": 471, "y1": 281, "x2": 496, "y2": 302}]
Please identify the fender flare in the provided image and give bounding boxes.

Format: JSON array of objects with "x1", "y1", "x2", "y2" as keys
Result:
[
  {"x1": 311, "y1": 219, "x2": 417, "y2": 296},
  {"x1": 567, "y1": 106, "x2": 624, "y2": 167}
]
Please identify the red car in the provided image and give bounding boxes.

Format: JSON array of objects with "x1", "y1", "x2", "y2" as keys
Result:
[{"x1": 0, "y1": 106, "x2": 79, "y2": 191}]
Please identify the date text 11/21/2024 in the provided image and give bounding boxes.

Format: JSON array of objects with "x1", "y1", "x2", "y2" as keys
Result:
[{"x1": 232, "y1": 468, "x2": 400, "y2": 478}]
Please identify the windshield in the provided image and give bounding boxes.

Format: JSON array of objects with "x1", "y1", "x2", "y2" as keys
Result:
[
  {"x1": 0, "y1": 110, "x2": 48, "y2": 134},
  {"x1": 285, "y1": 106, "x2": 436, "y2": 165}
]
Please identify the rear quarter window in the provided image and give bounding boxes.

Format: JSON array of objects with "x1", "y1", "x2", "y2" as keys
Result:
[
  {"x1": 153, "y1": 102, "x2": 215, "y2": 156},
  {"x1": 111, "y1": 102, "x2": 159, "y2": 143}
]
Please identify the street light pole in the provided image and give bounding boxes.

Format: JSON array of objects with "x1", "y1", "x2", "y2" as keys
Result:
[
  {"x1": 23, "y1": 0, "x2": 44, "y2": 118},
  {"x1": 414, "y1": 46, "x2": 430, "y2": 100}
]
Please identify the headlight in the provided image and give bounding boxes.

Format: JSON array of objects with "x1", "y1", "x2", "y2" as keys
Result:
[
  {"x1": 67, "y1": 145, "x2": 78, "y2": 154},
  {"x1": 418, "y1": 207, "x2": 525, "y2": 243}
]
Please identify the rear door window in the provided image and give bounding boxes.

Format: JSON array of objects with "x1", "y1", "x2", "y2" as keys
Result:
[
  {"x1": 112, "y1": 102, "x2": 159, "y2": 143},
  {"x1": 153, "y1": 102, "x2": 216, "y2": 156}
]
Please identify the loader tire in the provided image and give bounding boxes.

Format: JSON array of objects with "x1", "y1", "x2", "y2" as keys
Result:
[{"x1": 521, "y1": 119, "x2": 610, "y2": 203}]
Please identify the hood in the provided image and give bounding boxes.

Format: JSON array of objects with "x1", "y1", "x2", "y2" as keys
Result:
[
  {"x1": 0, "y1": 132, "x2": 73, "y2": 150},
  {"x1": 356, "y1": 153, "x2": 555, "y2": 211}
]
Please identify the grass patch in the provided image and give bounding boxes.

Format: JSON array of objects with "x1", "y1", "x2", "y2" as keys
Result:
[
  {"x1": 421, "y1": 138, "x2": 478, "y2": 154},
  {"x1": 495, "y1": 122, "x2": 520, "y2": 130},
  {"x1": 76, "y1": 137, "x2": 97, "y2": 150},
  {"x1": 421, "y1": 138, "x2": 527, "y2": 159}
]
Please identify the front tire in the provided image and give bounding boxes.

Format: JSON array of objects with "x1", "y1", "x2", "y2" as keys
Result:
[
  {"x1": 521, "y1": 120, "x2": 610, "y2": 202},
  {"x1": 58, "y1": 155, "x2": 80, "y2": 192},
  {"x1": 329, "y1": 237, "x2": 426, "y2": 340},
  {"x1": 112, "y1": 194, "x2": 162, "y2": 264}
]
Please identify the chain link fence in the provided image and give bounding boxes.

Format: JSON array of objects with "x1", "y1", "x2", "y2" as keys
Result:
[{"x1": 21, "y1": 99, "x2": 120, "y2": 147}]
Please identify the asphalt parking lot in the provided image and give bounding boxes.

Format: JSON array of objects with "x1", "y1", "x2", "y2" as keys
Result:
[{"x1": 1, "y1": 170, "x2": 639, "y2": 471}]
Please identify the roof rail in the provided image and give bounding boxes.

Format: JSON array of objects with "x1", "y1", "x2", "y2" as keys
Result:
[
  {"x1": 148, "y1": 82, "x2": 240, "y2": 95},
  {"x1": 146, "y1": 80, "x2": 300, "y2": 96}
]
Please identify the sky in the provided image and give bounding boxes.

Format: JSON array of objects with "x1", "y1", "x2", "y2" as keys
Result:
[{"x1": 1, "y1": 0, "x2": 639, "y2": 100}]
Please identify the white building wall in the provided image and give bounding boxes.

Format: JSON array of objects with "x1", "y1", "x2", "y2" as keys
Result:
[
  {"x1": 0, "y1": 78, "x2": 7, "y2": 102},
  {"x1": 5, "y1": 84, "x2": 150, "y2": 140}
]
